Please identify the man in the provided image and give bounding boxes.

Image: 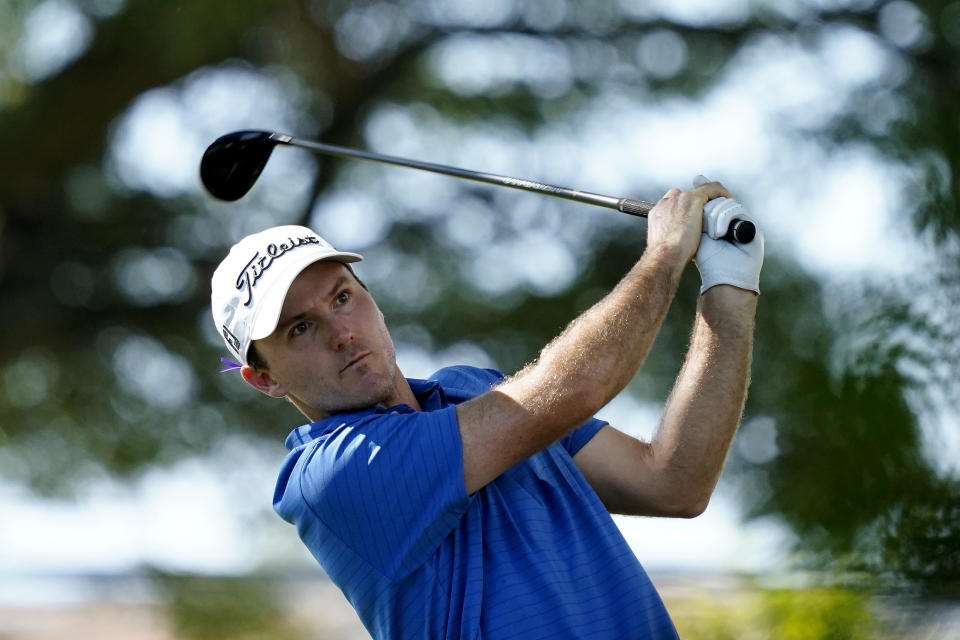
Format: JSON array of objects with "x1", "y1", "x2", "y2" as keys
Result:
[{"x1": 210, "y1": 177, "x2": 763, "y2": 639}]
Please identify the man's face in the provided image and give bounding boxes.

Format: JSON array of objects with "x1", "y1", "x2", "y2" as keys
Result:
[{"x1": 249, "y1": 261, "x2": 404, "y2": 418}]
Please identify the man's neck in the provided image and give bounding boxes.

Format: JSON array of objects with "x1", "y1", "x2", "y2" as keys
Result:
[
  {"x1": 293, "y1": 369, "x2": 422, "y2": 422},
  {"x1": 387, "y1": 369, "x2": 423, "y2": 412}
]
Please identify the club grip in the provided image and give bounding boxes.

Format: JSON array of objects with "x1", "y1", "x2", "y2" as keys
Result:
[
  {"x1": 617, "y1": 198, "x2": 653, "y2": 217},
  {"x1": 616, "y1": 198, "x2": 755, "y2": 244}
]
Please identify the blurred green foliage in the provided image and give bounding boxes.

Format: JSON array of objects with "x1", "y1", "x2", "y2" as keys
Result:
[
  {"x1": 671, "y1": 586, "x2": 887, "y2": 639},
  {"x1": 153, "y1": 572, "x2": 301, "y2": 640},
  {"x1": 764, "y1": 589, "x2": 879, "y2": 640}
]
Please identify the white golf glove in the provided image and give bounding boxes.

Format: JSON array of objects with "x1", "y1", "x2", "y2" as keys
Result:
[{"x1": 692, "y1": 175, "x2": 764, "y2": 295}]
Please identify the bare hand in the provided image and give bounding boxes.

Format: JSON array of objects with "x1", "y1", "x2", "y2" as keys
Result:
[{"x1": 646, "y1": 181, "x2": 732, "y2": 265}]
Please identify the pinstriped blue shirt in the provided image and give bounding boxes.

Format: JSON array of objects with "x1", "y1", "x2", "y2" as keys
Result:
[{"x1": 273, "y1": 365, "x2": 678, "y2": 639}]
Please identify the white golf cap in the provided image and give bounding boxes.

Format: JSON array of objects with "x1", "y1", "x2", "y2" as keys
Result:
[{"x1": 211, "y1": 225, "x2": 362, "y2": 363}]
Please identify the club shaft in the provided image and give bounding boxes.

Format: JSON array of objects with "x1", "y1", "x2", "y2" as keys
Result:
[{"x1": 270, "y1": 133, "x2": 654, "y2": 217}]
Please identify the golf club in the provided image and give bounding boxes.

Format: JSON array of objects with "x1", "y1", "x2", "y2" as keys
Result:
[{"x1": 199, "y1": 130, "x2": 756, "y2": 244}]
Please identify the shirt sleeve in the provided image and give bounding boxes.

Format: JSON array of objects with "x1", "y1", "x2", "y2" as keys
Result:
[
  {"x1": 294, "y1": 406, "x2": 470, "y2": 580},
  {"x1": 559, "y1": 416, "x2": 608, "y2": 457}
]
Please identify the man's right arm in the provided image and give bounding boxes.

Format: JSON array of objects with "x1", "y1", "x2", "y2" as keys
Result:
[{"x1": 455, "y1": 183, "x2": 730, "y2": 494}]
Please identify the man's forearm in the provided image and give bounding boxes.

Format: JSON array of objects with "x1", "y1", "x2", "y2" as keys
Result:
[
  {"x1": 510, "y1": 243, "x2": 686, "y2": 427},
  {"x1": 650, "y1": 285, "x2": 757, "y2": 514}
]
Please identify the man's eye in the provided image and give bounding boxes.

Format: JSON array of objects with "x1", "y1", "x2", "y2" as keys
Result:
[
  {"x1": 336, "y1": 290, "x2": 350, "y2": 305},
  {"x1": 290, "y1": 321, "x2": 310, "y2": 337}
]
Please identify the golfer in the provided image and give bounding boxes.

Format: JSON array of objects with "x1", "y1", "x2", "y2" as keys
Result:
[{"x1": 210, "y1": 178, "x2": 763, "y2": 639}]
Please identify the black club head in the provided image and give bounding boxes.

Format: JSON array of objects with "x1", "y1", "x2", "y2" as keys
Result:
[{"x1": 199, "y1": 130, "x2": 279, "y2": 201}]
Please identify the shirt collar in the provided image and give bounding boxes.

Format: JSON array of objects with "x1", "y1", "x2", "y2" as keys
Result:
[{"x1": 407, "y1": 376, "x2": 447, "y2": 411}]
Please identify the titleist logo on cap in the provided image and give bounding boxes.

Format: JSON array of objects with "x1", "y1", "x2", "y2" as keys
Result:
[{"x1": 235, "y1": 235, "x2": 321, "y2": 306}]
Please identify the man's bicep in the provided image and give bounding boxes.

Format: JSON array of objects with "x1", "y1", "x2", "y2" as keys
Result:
[
  {"x1": 455, "y1": 387, "x2": 532, "y2": 495},
  {"x1": 573, "y1": 425, "x2": 680, "y2": 517},
  {"x1": 455, "y1": 376, "x2": 597, "y2": 494}
]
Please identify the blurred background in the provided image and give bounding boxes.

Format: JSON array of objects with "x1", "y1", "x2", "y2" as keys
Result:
[{"x1": 1, "y1": 0, "x2": 959, "y2": 637}]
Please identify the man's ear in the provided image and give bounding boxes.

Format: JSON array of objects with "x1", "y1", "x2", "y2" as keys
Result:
[{"x1": 241, "y1": 365, "x2": 287, "y2": 398}]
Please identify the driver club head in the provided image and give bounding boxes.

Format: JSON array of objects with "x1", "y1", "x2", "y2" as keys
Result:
[{"x1": 199, "y1": 130, "x2": 280, "y2": 201}]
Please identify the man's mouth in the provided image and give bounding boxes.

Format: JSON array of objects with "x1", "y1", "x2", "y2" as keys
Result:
[{"x1": 340, "y1": 352, "x2": 370, "y2": 374}]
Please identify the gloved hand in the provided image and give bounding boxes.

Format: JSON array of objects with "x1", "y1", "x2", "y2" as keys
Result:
[{"x1": 692, "y1": 175, "x2": 764, "y2": 295}]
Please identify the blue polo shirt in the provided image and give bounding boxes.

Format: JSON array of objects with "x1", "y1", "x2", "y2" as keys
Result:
[{"x1": 273, "y1": 365, "x2": 677, "y2": 639}]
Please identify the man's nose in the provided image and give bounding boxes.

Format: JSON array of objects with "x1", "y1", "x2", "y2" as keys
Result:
[{"x1": 329, "y1": 319, "x2": 353, "y2": 351}]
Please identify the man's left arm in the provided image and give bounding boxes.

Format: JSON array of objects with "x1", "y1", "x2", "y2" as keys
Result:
[
  {"x1": 575, "y1": 184, "x2": 763, "y2": 517},
  {"x1": 573, "y1": 285, "x2": 757, "y2": 517}
]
